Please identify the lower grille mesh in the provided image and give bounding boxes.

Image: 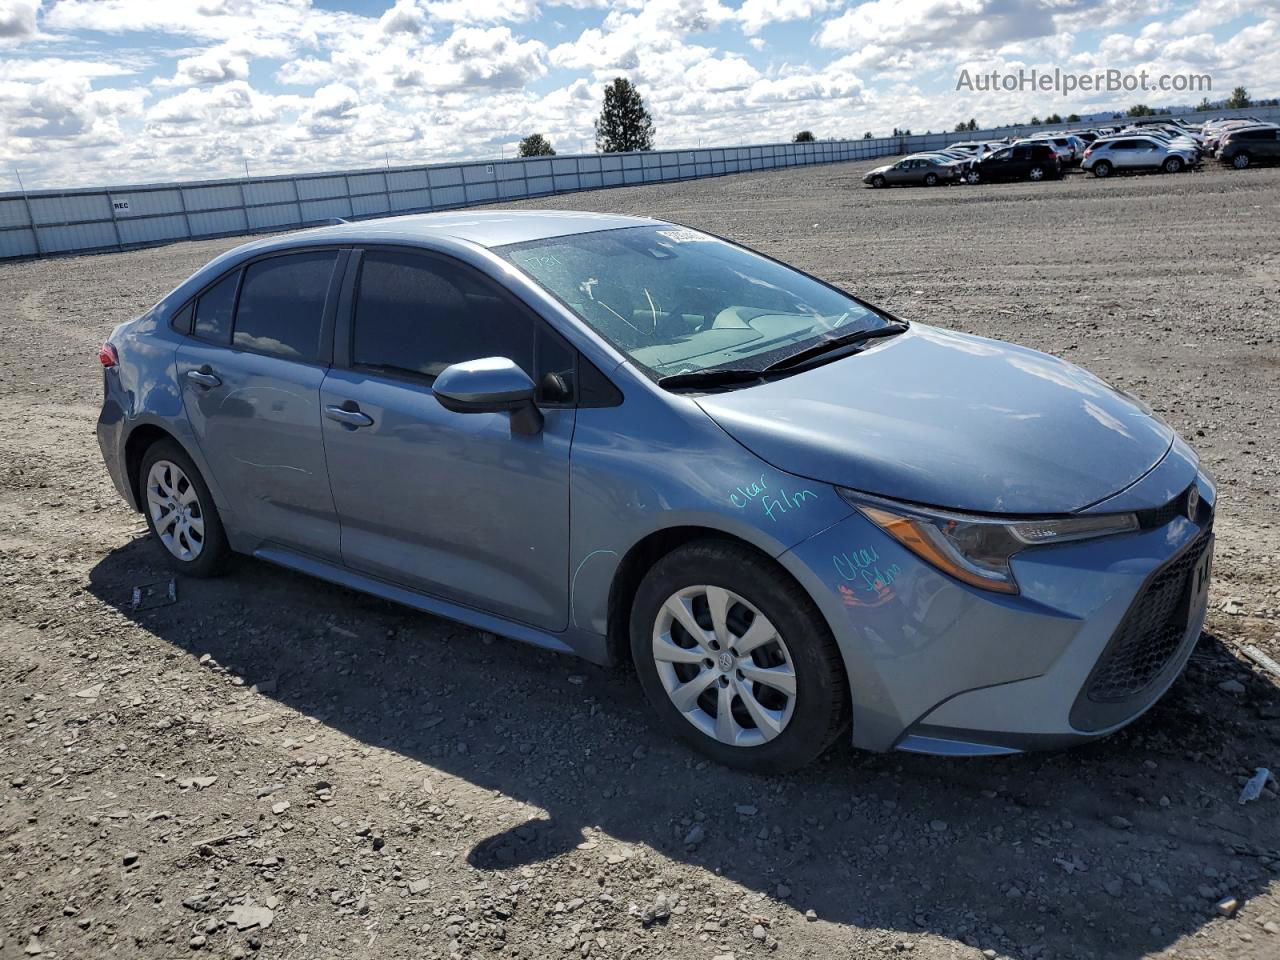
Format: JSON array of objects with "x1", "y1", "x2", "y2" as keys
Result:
[{"x1": 1086, "y1": 530, "x2": 1211, "y2": 703}]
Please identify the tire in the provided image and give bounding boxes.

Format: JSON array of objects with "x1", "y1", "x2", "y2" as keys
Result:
[
  {"x1": 965, "y1": 169, "x2": 980, "y2": 184},
  {"x1": 138, "y1": 439, "x2": 232, "y2": 577},
  {"x1": 629, "y1": 540, "x2": 848, "y2": 773},
  {"x1": 1092, "y1": 160, "x2": 1112, "y2": 178},
  {"x1": 1232, "y1": 152, "x2": 1250, "y2": 170},
  {"x1": 1163, "y1": 156, "x2": 1183, "y2": 173},
  {"x1": 1028, "y1": 166, "x2": 1045, "y2": 181},
  {"x1": 871, "y1": 175, "x2": 886, "y2": 188},
  {"x1": 924, "y1": 173, "x2": 939, "y2": 186}
]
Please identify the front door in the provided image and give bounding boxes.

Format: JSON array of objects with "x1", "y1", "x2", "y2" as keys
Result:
[
  {"x1": 320, "y1": 248, "x2": 576, "y2": 631},
  {"x1": 177, "y1": 249, "x2": 344, "y2": 560}
]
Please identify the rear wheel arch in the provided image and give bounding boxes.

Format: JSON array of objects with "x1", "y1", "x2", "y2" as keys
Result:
[{"x1": 124, "y1": 424, "x2": 181, "y2": 512}]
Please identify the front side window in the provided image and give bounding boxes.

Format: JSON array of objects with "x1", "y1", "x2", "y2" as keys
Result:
[
  {"x1": 352, "y1": 250, "x2": 534, "y2": 381},
  {"x1": 194, "y1": 271, "x2": 239, "y2": 344},
  {"x1": 496, "y1": 225, "x2": 891, "y2": 380},
  {"x1": 233, "y1": 251, "x2": 337, "y2": 362}
]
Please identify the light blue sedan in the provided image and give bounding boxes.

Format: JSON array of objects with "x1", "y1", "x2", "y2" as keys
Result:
[{"x1": 96, "y1": 211, "x2": 1215, "y2": 771}]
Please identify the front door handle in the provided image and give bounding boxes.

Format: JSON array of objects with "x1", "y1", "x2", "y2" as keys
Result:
[
  {"x1": 325, "y1": 403, "x2": 374, "y2": 428},
  {"x1": 186, "y1": 366, "x2": 221, "y2": 388}
]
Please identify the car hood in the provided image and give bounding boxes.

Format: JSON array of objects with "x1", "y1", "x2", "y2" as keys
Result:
[
  {"x1": 864, "y1": 164, "x2": 892, "y2": 176},
  {"x1": 695, "y1": 325, "x2": 1175, "y2": 515}
]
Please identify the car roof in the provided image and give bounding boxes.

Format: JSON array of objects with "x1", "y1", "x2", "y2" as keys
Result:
[{"x1": 281, "y1": 209, "x2": 656, "y2": 250}]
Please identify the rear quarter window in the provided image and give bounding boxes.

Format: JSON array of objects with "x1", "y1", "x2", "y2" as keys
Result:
[{"x1": 194, "y1": 271, "x2": 240, "y2": 345}]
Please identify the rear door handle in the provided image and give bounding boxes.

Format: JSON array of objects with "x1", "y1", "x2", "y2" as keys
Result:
[
  {"x1": 186, "y1": 366, "x2": 221, "y2": 388},
  {"x1": 325, "y1": 403, "x2": 373, "y2": 428}
]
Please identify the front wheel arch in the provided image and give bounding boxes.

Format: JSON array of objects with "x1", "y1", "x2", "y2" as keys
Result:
[{"x1": 605, "y1": 527, "x2": 831, "y2": 672}]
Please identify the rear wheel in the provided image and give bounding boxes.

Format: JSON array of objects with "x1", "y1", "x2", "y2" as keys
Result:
[
  {"x1": 924, "y1": 172, "x2": 939, "y2": 186},
  {"x1": 1232, "y1": 152, "x2": 1251, "y2": 170},
  {"x1": 1092, "y1": 160, "x2": 1112, "y2": 178},
  {"x1": 1029, "y1": 165, "x2": 1045, "y2": 181},
  {"x1": 139, "y1": 440, "x2": 231, "y2": 577},
  {"x1": 630, "y1": 540, "x2": 848, "y2": 773},
  {"x1": 1163, "y1": 156, "x2": 1183, "y2": 173}
]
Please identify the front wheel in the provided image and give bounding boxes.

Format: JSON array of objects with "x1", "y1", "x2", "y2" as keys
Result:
[
  {"x1": 1028, "y1": 165, "x2": 1045, "y2": 181},
  {"x1": 630, "y1": 541, "x2": 848, "y2": 773},
  {"x1": 1232, "y1": 152, "x2": 1251, "y2": 170},
  {"x1": 1163, "y1": 156, "x2": 1183, "y2": 173},
  {"x1": 871, "y1": 174, "x2": 886, "y2": 188},
  {"x1": 1092, "y1": 160, "x2": 1112, "y2": 178},
  {"x1": 139, "y1": 439, "x2": 232, "y2": 577},
  {"x1": 965, "y1": 169, "x2": 981, "y2": 184}
]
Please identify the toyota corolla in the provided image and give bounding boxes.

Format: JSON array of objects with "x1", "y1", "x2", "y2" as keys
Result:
[{"x1": 96, "y1": 211, "x2": 1215, "y2": 772}]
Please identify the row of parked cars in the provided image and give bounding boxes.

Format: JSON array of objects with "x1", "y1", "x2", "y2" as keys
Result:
[{"x1": 862, "y1": 115, "x2": 1278, "y2": 187}]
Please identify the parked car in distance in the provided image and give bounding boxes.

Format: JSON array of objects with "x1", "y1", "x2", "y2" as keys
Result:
[
  {"x1": 1217, "y1": 125, "x2": 1280, "y2": 168},
  {"x1": 1082, "y1": 135, "x2": 1198, "y2": 177},
  {"x1": 1028, "y1": 134, "x2": 1083, "y2": 166},
  {"x1": 95, "y1": 211, "x2": 1217, "y2": 771},
  {"x1": 966, "y1": 142, "x2": 1062, "y2": 183},
  {"x1": 863, "y1": 155, "x2": 962, "y2": 187}
]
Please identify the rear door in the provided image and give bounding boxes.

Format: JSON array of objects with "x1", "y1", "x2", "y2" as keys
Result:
[
  {"x1": 1008, "y1": 146, "x2": 1032, "y2": 178},
  {"x1": 177, "y1": 249, "x2": 345, "y2": 560},
  {"x1": 319, "y1": 247, "x2": 577, "y2": 631}
]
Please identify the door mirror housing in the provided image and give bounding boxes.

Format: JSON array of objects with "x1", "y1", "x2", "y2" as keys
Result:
[{"x1": 432, "y1": 357, "x2": 543, "y2": 434}]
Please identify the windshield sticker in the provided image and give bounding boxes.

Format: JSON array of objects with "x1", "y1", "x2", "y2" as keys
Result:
[{"x1": 655, "y1": 228, "x2": 715, "y2": 243}]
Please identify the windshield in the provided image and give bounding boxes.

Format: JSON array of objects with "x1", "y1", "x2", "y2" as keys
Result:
[{"x1": 496, "y1": 224, "x2": 891, "y2": 379}]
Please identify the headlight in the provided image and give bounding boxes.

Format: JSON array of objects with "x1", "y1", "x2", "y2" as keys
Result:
[{"x1": 838, "y1": 489, "x2": 1138, "y2": 595}]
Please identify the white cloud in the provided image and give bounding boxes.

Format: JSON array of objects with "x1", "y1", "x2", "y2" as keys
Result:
[
  {"x1": 738, "y1": 0, "x2": 839, "y2": 35},
  {"x1": 0, "y1": 0, "x2": 40, "y2": 39},
  {"x1": 169, "y1": 49, "x2": 250, "y2": 85}
]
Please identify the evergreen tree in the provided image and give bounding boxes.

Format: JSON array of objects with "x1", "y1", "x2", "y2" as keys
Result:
[
  {"x1": 594, "y1": 78, "x2": 655, "y2": 152},
  {"x1": 517, "y1": 134, "x2": 555, "y2": 157},
  {"x1": 1226, "y1": 86, "x2": 1250, "y2": 109}
]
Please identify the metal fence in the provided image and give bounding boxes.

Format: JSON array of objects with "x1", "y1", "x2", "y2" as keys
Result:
[{"x1": 4, "y1": 105, "x2": 1277, "y2": 262}]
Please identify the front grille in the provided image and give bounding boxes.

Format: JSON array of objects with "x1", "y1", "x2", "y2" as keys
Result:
[
  {"x1": 1136, "y1": 485, "x2": 1211, "y2": 530},
  {"x1": 1085, "y1": 529, "x2": 1211, "y2": 703}
]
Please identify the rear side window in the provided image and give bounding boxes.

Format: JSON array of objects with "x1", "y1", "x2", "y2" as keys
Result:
[
  {"x1": 194, "y1": 271, "x2": 240, "y2": 344},
  {"x1": 233, "y1": 251, "x2": 337, "y2": 363},
  {"x1": 352, "y1": 250, "x2": 534, "y2": 381}
]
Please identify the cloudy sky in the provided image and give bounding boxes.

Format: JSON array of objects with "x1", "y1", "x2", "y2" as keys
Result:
[{"x1": 0, "y1": 0, "x2": 1275, "y2": 189}]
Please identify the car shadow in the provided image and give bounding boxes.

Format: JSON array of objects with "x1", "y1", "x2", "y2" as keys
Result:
[{"x1": 88, "y1": 537, "x2": 1276, "y2": 957}]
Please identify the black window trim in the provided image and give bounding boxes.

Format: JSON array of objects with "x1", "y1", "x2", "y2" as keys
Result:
[
  {"x1": 171, "y1": 246, "x2": 350, "y2": 368},
  {"x1": 334, "y1": 243, "x2": 623, "y2": 409}
]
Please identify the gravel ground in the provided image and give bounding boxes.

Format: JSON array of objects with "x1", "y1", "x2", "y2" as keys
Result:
[{"x1": 1, "y1": 158, "x2": 1278, "y2": 960}]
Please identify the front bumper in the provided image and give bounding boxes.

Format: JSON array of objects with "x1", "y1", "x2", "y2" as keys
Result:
[{"x1": 779, "y1": 466, "x2": 1215, "y2": 755}]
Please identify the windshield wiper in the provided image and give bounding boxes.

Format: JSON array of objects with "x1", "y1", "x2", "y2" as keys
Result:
[
  {"x1": 763, "y1": 322, "x2": 908, "y2": 373},
  {"x1": 657, "y1": 368, "x2": 767, "y2": 390}
]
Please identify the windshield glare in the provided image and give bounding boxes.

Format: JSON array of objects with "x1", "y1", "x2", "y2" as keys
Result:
[{"x1": 496, "y1": 224, "x2": 890, "y2": 379}]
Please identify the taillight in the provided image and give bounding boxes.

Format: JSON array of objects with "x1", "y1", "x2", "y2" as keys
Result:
[
  {"x1": 98, "y1": 342, "x2": 118, "y2": 367},
  {"x1": 1083, "y1": 147, "x2": 1093, "y2": 158}
]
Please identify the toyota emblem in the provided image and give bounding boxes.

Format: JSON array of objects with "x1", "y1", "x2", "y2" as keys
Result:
[{"x1": 1186, "y1": 485, "x2": 1200, "y2": 521}]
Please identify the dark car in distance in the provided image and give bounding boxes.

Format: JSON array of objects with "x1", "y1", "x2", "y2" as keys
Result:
[
  {"x1": 1218, "y1": 126, "x2": 1280, "y2": 169},
  {"x1": 965, "y1": 142, "x2": 1061, "y2": 184}
]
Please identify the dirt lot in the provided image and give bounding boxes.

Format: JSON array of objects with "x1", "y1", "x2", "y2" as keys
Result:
[{"x1": 1, "y1": 158, "x2": 1278, "y2": 960}]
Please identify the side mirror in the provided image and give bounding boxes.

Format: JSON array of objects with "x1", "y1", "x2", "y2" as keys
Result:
[{"x1": 432, "y1": 357, "x2": 543, "y2": 435}]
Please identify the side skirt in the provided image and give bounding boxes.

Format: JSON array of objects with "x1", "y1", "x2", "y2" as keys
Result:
[{"x1": 253, "y1": 544, "x2": 587, "y2": 659}]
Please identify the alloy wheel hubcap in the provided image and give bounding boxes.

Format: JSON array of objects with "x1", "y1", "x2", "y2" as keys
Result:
[
  {"x1": 652, "y1": 585, "x2": 797, "y2": 747},
  {"x1": 146, "y1": 460, "x2": 205, "y2": 561}
]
